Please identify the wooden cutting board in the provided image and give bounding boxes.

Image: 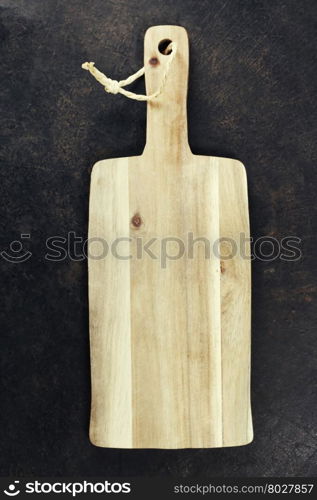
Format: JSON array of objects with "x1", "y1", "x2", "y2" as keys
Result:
[{"x1": 88, "y1": 25, "x2": 253, "y2": 448}]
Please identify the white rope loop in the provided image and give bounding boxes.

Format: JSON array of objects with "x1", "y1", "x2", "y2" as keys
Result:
[{"x1": 81, "y1": 42, "x2": 177, "y2": 101}]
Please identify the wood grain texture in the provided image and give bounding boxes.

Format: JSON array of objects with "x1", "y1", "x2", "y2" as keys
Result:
[{"x1": 88, "y1": 26, "x2": 252, "y2": 448}]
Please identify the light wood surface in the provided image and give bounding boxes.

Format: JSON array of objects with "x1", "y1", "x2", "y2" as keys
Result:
[{"x1": 88, "y1": 26, "x2": 253, "y2": 448}]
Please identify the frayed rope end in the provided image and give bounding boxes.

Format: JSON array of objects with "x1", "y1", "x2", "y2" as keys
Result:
[{"x1": 82, "y1": 62, "x2": 95, "y2": 71}]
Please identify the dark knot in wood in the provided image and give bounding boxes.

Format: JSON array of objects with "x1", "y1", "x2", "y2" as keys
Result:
[{"x1": 131, "y1": 213, "x2": 142, "y2": 228}]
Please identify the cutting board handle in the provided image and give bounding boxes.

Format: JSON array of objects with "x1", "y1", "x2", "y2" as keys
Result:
[{"x1": 143, "y1": 26, "x2": 191, "y2": 157}]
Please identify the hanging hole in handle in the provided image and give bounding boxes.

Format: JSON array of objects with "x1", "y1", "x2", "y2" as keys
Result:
[{"x1": 158, "y1": 39, "x2": 173, "y2": 55}]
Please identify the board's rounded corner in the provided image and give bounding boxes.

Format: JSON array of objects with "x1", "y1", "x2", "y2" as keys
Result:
[
  {"x1": 221, "y1": 434, "x2": 254, "y2": 449},
  {"x1": 90, "y1": 160, "x2": 103, "y2": 178},
  {"x1": 233, "y1": 158, "x2": 248, "y2": 181},
  {"x1": 89, "y1": 430, "x2": 106, "y2": 448},
  {"x1": 244, "y1": 431, "x2": 254, "y2": 446},
  {"x1": 234, "y1": 158, "x2": 246, "y2": 170}
]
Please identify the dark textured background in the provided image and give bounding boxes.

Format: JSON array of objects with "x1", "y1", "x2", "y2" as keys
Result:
[{"x1": 0, "y1": 0, "x2": 316, "y2": 478}]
